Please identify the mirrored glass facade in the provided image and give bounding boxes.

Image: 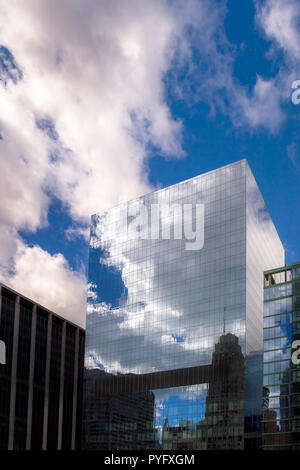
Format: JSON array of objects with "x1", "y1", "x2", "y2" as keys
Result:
[
  {"x1": 84, "y1": 159, "x2": 284, "y2": 449},
  {"x1": 263, "y1": 262, "x2": 300, "y2": 450}
]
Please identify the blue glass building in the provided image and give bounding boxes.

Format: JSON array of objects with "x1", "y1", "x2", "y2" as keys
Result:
[
  {"x1": 84, "y1": 159, "x2": 284, "y2": 449},
  {"x1": 263, "y1": 262, "x2": 300, "y2": 449}
]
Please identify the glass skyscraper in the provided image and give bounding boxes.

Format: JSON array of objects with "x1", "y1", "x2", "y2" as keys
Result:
[
  {"x1": 84, "y1": 159, "x2": 284, "y2": 450},
  {"x1": 263, "y1": 262, "x2": 300, "y2": 449}
]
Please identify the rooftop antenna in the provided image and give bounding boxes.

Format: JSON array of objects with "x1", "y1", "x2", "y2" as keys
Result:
[{"x1": 223, "y1": 306, "x2": 226, "y2": 335}]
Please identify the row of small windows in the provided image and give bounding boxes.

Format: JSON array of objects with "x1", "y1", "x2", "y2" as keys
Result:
[
  {"x1": 264, "y1": 359, "x2": 294, "y2": 374},
  {"x1": 264, "y1": 266, "x2": 300, "y2": 287},
  {"x1": 266, "y1": 394, "x2": 300, "y2": 408},
  {"x1": 263, "y1": 313, "x2": 299, "y2": 328},
  {"x1": 264, "y1": 297, "x2": 293, "y2": 317},
  {"x1": 264, "y1": 336, "x2": 293, "y2": 352},
  {"x1": 264, "y1": 284, "x2": 292, "y2": 301},
  {"x1": 264, "y1": 323, "x2": 300, "y2": 340},
  {"x1": 263, "y1": 369, "x2": 300, "y2": 386}
]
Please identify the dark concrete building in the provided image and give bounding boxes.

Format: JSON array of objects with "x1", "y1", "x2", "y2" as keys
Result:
[{"x1": 0, "y1": 283, "x2": 85, "y2": 450}]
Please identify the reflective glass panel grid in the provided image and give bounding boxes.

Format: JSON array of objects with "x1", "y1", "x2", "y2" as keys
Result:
[
  {"x1": 244, "y1": 165, "x2": 285, "y2": 449},
  {"x1": 263, "y1": 262, "x2": 300, "y2": 450},
  {"x1": 84, "y1": 159, "x2": 284, "y2": 449}
]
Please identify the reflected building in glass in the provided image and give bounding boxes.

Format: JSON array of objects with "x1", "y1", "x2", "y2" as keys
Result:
[
  {"x1": 263, "y1": 262, "x2": 300, "y2": 450},
  {"x1": 84, "y1": 159, "x2": 284, "y2": 450}
]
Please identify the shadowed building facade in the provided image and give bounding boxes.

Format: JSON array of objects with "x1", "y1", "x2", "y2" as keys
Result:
[
  {"x1": 0, "y1": 284, "x2": 85, "y2": 450},
  {"x1": 84, "y1": 159, "x2": 284, "y2": 449}
]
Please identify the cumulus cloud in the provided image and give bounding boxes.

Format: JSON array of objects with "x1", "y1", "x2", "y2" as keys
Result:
[
  {"x1": 0, "y1": 0, "x2": 295, "y2": 328},
  {"x1": 237, "y1": 76, "x2": 284, "y2": 132},
  {"x1": 212, "y1": 0, "x2": 300, "y2": 133},
  {"x1": 256, "y1": 0, "x2": 300, "y2": 60},
  {"x1": 0, "y1": 0, "x2": 203, "y2": 327},
  {"x1": 7, "y1": 240, "x2": 87, "y2": 327},
  {"x1": 0, "y1": 0, "x2": 189, "y2": 220},
  {"x1": 164, "y1": 0, "x2": 288, "y2": 133},
  {"x1": 251, "y1": 0, "x2": 300, "y2": 131}
]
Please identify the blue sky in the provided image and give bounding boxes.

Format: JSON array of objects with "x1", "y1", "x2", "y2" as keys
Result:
[{"x1": 0, "y1": 0, "x2": 299, "y2": 326}]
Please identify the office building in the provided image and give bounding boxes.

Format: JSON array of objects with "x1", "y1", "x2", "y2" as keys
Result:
[
  {"x1": 84, "y1": 159, "x2": 284, "y2": 449},
  {"x1": 263, "y1": 262, "x2": 300, "y2": 449},
  {"x1": 0, "y1": 283, "x2": 85, "y2": 450}
]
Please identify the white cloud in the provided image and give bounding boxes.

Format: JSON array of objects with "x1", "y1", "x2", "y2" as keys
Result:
[
  {"x1": 64, "y1": 224, "x2": 90, "y2": 242},
  {"x1": 249, "y1": 0, "x2": 300, "y2": 133},
  {"x1": 256, "y1": 0, "x2": 300, "y2": 60},
  {"x1": 0, "y1": 0, "x2": 190, "y2": 222},
  {"x1": 164, "y1": 0, "x2": 288, "y2": 133},
  {"x1": 237, "y1": 76, "x2": 284, "y2": 132},
  {"x1": 6, "y1": 240, "x2": 87, "y2": 328},
  {"x1": 0, "y1": 0, "x2": 203, "y2": 327},
  {"x1": 210, "y1": 0, "x2": 300, "y2": 133},
  {"x1": 0, "y1": 0, "x2": 296, "y2": 328},
  {"x1": 287, "y1": 142, "x2": 298, "y2": 164}
]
